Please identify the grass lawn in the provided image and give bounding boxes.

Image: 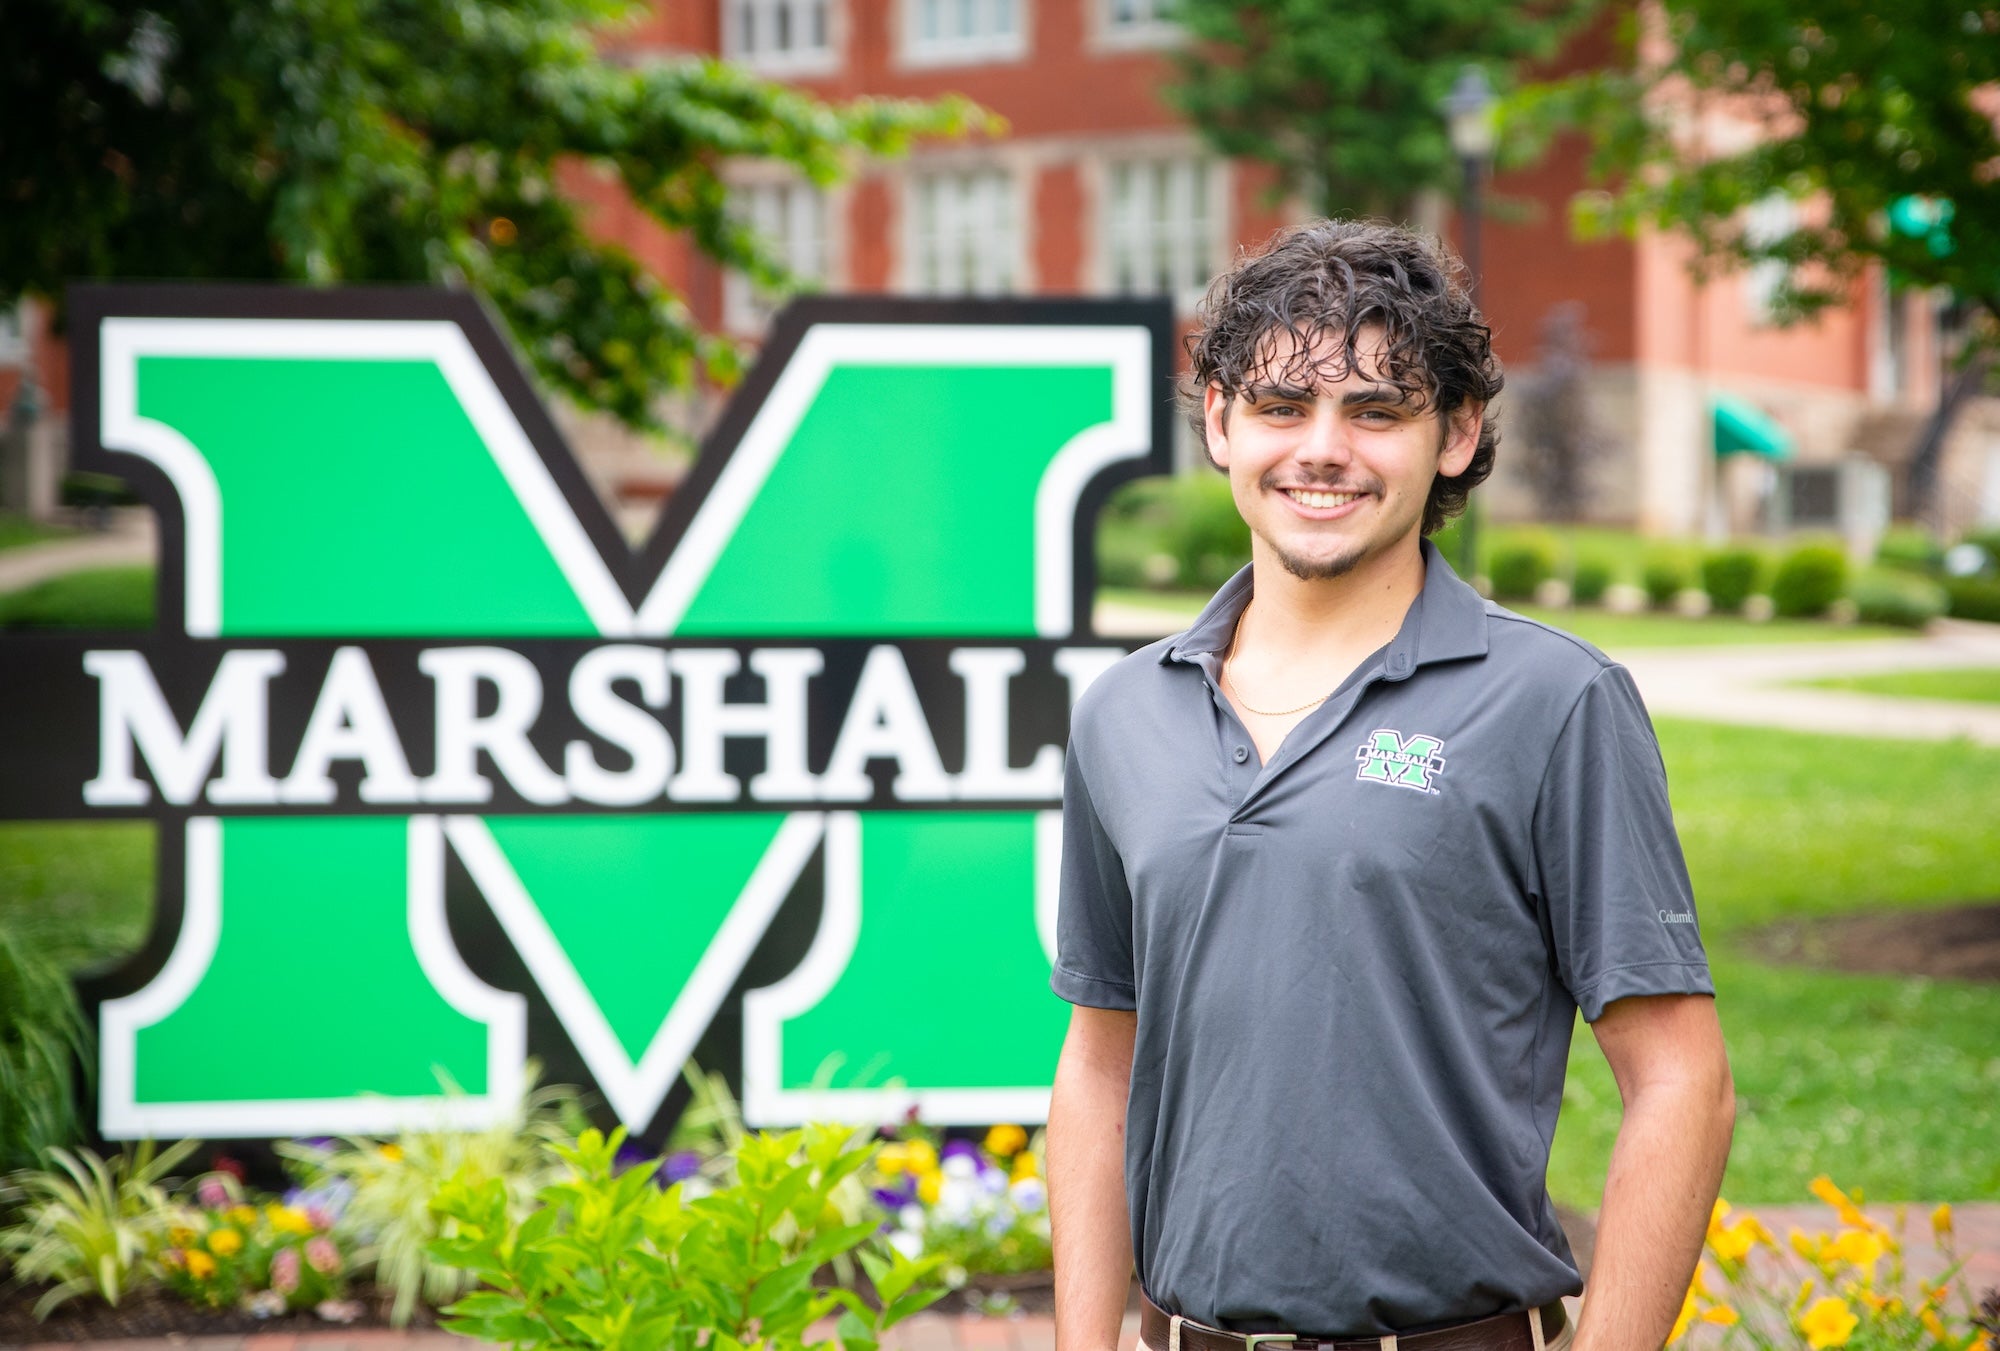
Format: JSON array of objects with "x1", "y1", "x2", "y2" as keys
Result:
[
  {"x1": 0, "y1": 509, "x2": 73, "y2": 552},
  {"x1": 1803, "y1": 666, "x2": 2000, "y2": 706},
  {"x1": 1546, "y1": 718, "x2": 2000, "y2": 1205},
  {"x1": 1098, "y1": 588, "x2": 1913, "y2": 651},
  {"x1": 6, "y1": 719, "x2": 1995, "y2": 1203},
  {"x1": 0, "y1": 565, "x2": 155, "y2": 629}
]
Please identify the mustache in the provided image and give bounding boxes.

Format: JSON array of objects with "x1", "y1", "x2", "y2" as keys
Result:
[{"x1": 1258, "y1": 469, "x2": 1380, "y2": 495}]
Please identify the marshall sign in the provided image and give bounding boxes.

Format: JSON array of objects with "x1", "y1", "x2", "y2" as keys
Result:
[{"x1": 1, "y1": 286, "x2": 1172, "y2": 1140}]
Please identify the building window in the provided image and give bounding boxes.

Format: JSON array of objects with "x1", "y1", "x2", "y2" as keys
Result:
[
  {"x1": 723, "y1": 0, "x2": 836, "y2": 73},
  {"x1": 1099, "y1": 0, "x2": 1177, "y2": 44},
  {"x1": 725, "y1": 181, "x2": 831, "y2": 330},
  {"x1": 1104, "y1": 157, "x2": 1220, "y2": 306},
  {"x1": 903, "y1": 0, "x2": 1026, "y2": 65},
  {"x1": 907, "y1": 169, "x2": 1021, "y2": 295},
  {"x1": 1742, "y1": 193, "x2": 1796, "y2": 324}
]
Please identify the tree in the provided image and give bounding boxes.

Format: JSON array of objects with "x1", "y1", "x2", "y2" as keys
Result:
[
  {"x1": 1513, "y1": 302, "x2": 1608, "y2": 521},
  {"x1": 1529, "y1": 0, "x2": 2000, "y2": 516},
  {"x1": 1166, "y1": 0, "x2": 1602, "y2": 220},
  {"x1": 2, "y1": 0, "x2": 982, "y2": 433}
]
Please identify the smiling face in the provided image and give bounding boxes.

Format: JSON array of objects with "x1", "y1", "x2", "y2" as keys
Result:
[{"x1": 1203, "y1": 325, "x2": 1481, "y2": 584}]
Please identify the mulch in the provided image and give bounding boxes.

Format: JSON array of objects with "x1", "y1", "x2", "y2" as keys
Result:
[
  {"x1": 1749, "y1": 900, "x2": 2000, "y2": 984},
  {"x1": 0, "y1": 1284, "x2": 437, "y2": 1345}
]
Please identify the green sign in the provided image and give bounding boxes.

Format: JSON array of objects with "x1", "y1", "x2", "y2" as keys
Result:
[{"x1": 3, "y1": 288, "x2": 1171, "y2": 1139}]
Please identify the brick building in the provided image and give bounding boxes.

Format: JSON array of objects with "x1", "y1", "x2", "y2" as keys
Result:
[{"x1": 570, "y1": 0, "x2": 1998, "y2": 546}]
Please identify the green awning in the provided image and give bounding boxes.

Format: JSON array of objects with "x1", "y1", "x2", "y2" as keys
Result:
[{"x1": 1713, "y1": 393, "x2": 1794, "y2": 460}]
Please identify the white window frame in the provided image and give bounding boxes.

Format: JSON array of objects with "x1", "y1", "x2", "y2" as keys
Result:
[
  {"x1": 1091, "y1": 0, "x2": 1180, "y2": 51},
  {"x1": 900, "y1": 165, "x2": 1029, "y2": 296},
  {"x1": 899, "y1": 0, "x2": 1028, "y2": 68},
  {"x1": 1092, "y1": 152, "x2": 1226, "y2": 311},
  {"x1": 721, "y1": 0, "x2": 841, "y2": 77},
  {"x1": 0, "y1": 302, "x2": 27, "y2": 367},
  {"x1": 723, "y1": 177, "x2": 840, "y2": 333}
]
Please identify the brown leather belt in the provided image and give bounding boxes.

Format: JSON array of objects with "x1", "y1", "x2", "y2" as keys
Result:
[{"x1": 1142, "y1": 1294, "x2": 1567, "y2": 1351}]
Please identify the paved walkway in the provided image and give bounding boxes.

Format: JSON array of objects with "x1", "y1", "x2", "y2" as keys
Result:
[
  {"x1": 0, "y1": 511, "x2": 155, "y2": 594},
  {"x1": 1099, "y1": 600, "x2": 2000, "y2": 746}
]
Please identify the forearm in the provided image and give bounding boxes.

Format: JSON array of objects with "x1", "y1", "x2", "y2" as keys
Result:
[
  {"x1": 1574, "y1": 1050, "x2": 1734, "y2": 1351},
  {"x1": 1049, "y1": 1009, "x2": 1136, "y2": 1351}
]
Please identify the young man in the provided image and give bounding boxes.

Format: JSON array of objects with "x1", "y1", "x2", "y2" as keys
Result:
[{"x1": 1048, "y1": 220, "x2": 1733, "y2": 1351}]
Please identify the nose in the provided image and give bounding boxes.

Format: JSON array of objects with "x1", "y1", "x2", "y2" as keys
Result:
[{"x1": 1294, "y1": 403, "x2": 1353, "y2": 468}]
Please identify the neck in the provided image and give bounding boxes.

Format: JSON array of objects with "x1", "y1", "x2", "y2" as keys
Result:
[{"x1": 1243, "y1": 535, "x2": 1428, "y2": 657}]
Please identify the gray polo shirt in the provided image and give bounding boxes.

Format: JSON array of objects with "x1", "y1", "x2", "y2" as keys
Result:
[{"x1": 1052, "y1": 542, "x2": 1713, "y2": 1337}]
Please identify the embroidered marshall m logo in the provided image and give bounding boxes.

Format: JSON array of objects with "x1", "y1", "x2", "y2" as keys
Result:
[{"x1": 1355, "y1": 729, "x2": 1447, "y2": 793}]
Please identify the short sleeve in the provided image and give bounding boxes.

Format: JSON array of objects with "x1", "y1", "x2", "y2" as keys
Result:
[
  {"x1": 1532, "y1": 664, "x2": 1714, "y2": 1022},
  {"x1": 1050, "y1": 743, "x2": 1137, "y2": 1009}
]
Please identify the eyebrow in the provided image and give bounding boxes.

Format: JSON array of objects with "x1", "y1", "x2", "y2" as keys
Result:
[{"x1": 1242, "y1": 382, "x2": 1411, "y2": 406}]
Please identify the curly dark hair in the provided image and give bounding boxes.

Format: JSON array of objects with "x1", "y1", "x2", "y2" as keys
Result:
[{"x1": 1180, "y1": 218, "x2": 1504, "y2": 535}]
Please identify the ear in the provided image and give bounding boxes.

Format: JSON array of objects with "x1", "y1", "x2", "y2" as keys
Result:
[
  {"x1": 1438, "y1": 403, "x2": 1483, "y2": 478},
  {"x1": 1203, "y1": 385, "x2": 1234, "y2": 469}
]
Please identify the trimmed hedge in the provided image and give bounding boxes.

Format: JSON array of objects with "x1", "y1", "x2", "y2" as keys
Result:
[
  {"x1": 1491, "y1": 534, "x2": 1558, "y2": 601},
  {"x1": 1943, "y1": 576, "x2": 2000, "y2": 624},
  {"x1": 1641, "y1": 552, "x2": 1693, "y2": 609},
  {"x1": 1701, "y1": 548, "x2": 1766, "y2": 614},
  {"x1": 1849, "y1": 569, "x2": 1946, "y2": 629},
  {"x1": 1770, "y1": 543, "x2": 1848, "y2": 619},
  {"x1": 1571, "y1": 556, "x2": 1614, "y2": 606}
]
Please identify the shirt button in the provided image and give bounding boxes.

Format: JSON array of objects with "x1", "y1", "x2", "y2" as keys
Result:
[{"x1": 1232, "y1": 745, "x2": 1250, "y2": 763}]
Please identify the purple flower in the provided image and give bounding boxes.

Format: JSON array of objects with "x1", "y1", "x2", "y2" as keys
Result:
[
  {"x1": 196, "y1": 1177, "x2": 230, "y2": 1209},
  {"x1": 661, "y1": 1151, "x2": 704, "y2": 1184},
  {"x1": 873, "y1": 1178, "x2": 917, "y2": 1210},
  {"x1": 613, "y1": 1141, "x2": 652, "y2": 1175},
  {"x1": 940, "y1": 1140, "x2": 983, "y2": 1165}
]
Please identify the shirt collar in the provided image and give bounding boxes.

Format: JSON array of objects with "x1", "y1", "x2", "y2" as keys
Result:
[{"x1": 1160, "y1": 537, "x2": 1489, "y2": 680}]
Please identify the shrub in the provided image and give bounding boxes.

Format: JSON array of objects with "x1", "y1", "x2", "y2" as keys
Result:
[
  {"x1": 1873, "y1": 525, "x2": 1943, "y2": 575},
  {"x1": 0, "y1": 1140, "x2": 199, "y2": 1319},
  {"x1": 0, "y1": 925, "x2": 88, "y2": 1173},
  {"x1": 1848, "y1": 569, "x2": 1947, "y2": 628},
  {"x1": 1570, "y1": 556, "x2": 1615, "y2": 606},
  {"x1": 1094, "y1": 475, "x2": 1249, "y2": 592},
  {"x1": 1641, "y1": 551, "x2": 1693, "y2": 609},
  {"x1": 0, "y1": 566, "x2": 155, "y2": 629},
  {"x1": 1700, "y1": 548, "x2": 1766, "y2": 614},
  {"x1": 430, "y1": 1125, "x2": 946, "y2": 1351},
  {"x1": 1490, "y1": 534, "x2": 1558, "y2": 601},
  {"x1": 278, "y1": 1073, "x2": 584, "y2": 1325},
  {"x1": 1943, "y1": 575, "x2": 2000, "y2": 624},
  {"x1": 869, "y1": 1122, "x2": 1050, "y2": 1287},
  {"x1": 1770, "y1": 542, "x2": 1849, "y2": 618}
]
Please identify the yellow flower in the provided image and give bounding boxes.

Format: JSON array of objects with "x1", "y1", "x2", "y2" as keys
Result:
[
  {"x1": 267, "y1": 1204, "x2": 313, "y2": 1235},
  {"x1": 169, "y1": 1225, "x2": 198, "y2": 1248},
  {"x1": 1699, "y1": 1306, "x2": 1741, "y2": 1328},
  {"x1": 1707, "y1": 1198, "x2": 1732, "y2": 1239},
  {"x1": 185, "y1": 1250, "x2": 217, "y2": 1280},
  {"x1": 1799, "y1": 1296, "x2": 1859, "y2": 1350},
  {"x1": 1808, "y1": 1176, "x2": 1871, "y2": 1231},
  {"x1": 1011, "y1": 1151, "x2": 1040, "y2": 1182},
  {"x1": 225, "y1": 1205, "x2": 257, "y2": 1227},
  {"x1": 984, "y1": 1124, "x2": 1029, "y2": 1158},
  {"x1": 904, "y1": 1139, "x2": 938, "y2": 1175},
  {"x1": 1667, "y1": 1286, "x2": 1699, "y2": 1344},
  {"x1": 378, "y1": 1142, "x2": 404, "y2": 1162},
  {"x1": 1710, "y1": 1217, "x2": 1761, "y2": 1264},
  {"x1": 1857, "y1": 1290, "x2": 1888, "y2": 1313},
  {"x1": 876, "y1": 1142, "x2": 912, "y2": 1177},
  {"x1": 207, "y1": 1227, "x2": 242, "y2": 1256},
  {"x1": 917, "y1": 1171, "x2": 942, "y2": 1205},
  {"x1": 1827, "y1": 1228, "x2": 1886, "y2": 1270},
  {"x1": 1922, "y1": 1308, "x2": 1949, "y2": 1340},
  {"x1": 1794, "y1": 1278, "x2": 1818, "y2": 1312},
  {"x1": 1931, "y1": 1203, "x2": 1953, "y2": 1238}
]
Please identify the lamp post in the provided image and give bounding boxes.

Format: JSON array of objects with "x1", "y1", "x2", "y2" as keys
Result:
[{"x1": 1442, "y1": 64, "x2": 1496, "y2": 582}]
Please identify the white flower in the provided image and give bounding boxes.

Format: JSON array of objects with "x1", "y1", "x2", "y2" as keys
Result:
[
  {"x1": 889, "y1": 1229, "x2": 924, "y2": 1260},
  {"x1": 942, "y1": 1154, "x2": 979, "y2": 1181},
  {"x1": 898, "y1": 1204, "x2": 926, "y2": 1232},
  {"x1": 1010, "y1": 1178, "x2": 1047, "y2": 1211}
]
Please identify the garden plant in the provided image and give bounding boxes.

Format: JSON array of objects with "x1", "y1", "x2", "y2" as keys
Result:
[{"x1": 0, "y1": 1138, "x2": 199, "y2": 1318}]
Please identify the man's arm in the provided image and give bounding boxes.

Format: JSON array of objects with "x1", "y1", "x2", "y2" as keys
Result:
[
  {"x1": 1573, "y1": 993, "x2": 1735, "y2": 1351},
  {"x1": 1049, "y1": 1004, "x2": 1137, "y2": 1351}
]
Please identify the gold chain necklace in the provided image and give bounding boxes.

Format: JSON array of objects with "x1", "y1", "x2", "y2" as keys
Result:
[{"x1": 1221, "y1": 603, "x2": 1336, "y2": 718}]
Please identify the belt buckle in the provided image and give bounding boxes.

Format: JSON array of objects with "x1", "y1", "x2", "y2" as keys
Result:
[{"x1": 1242, "y1": 1336, "x2": 1298, "y2": 1351}]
